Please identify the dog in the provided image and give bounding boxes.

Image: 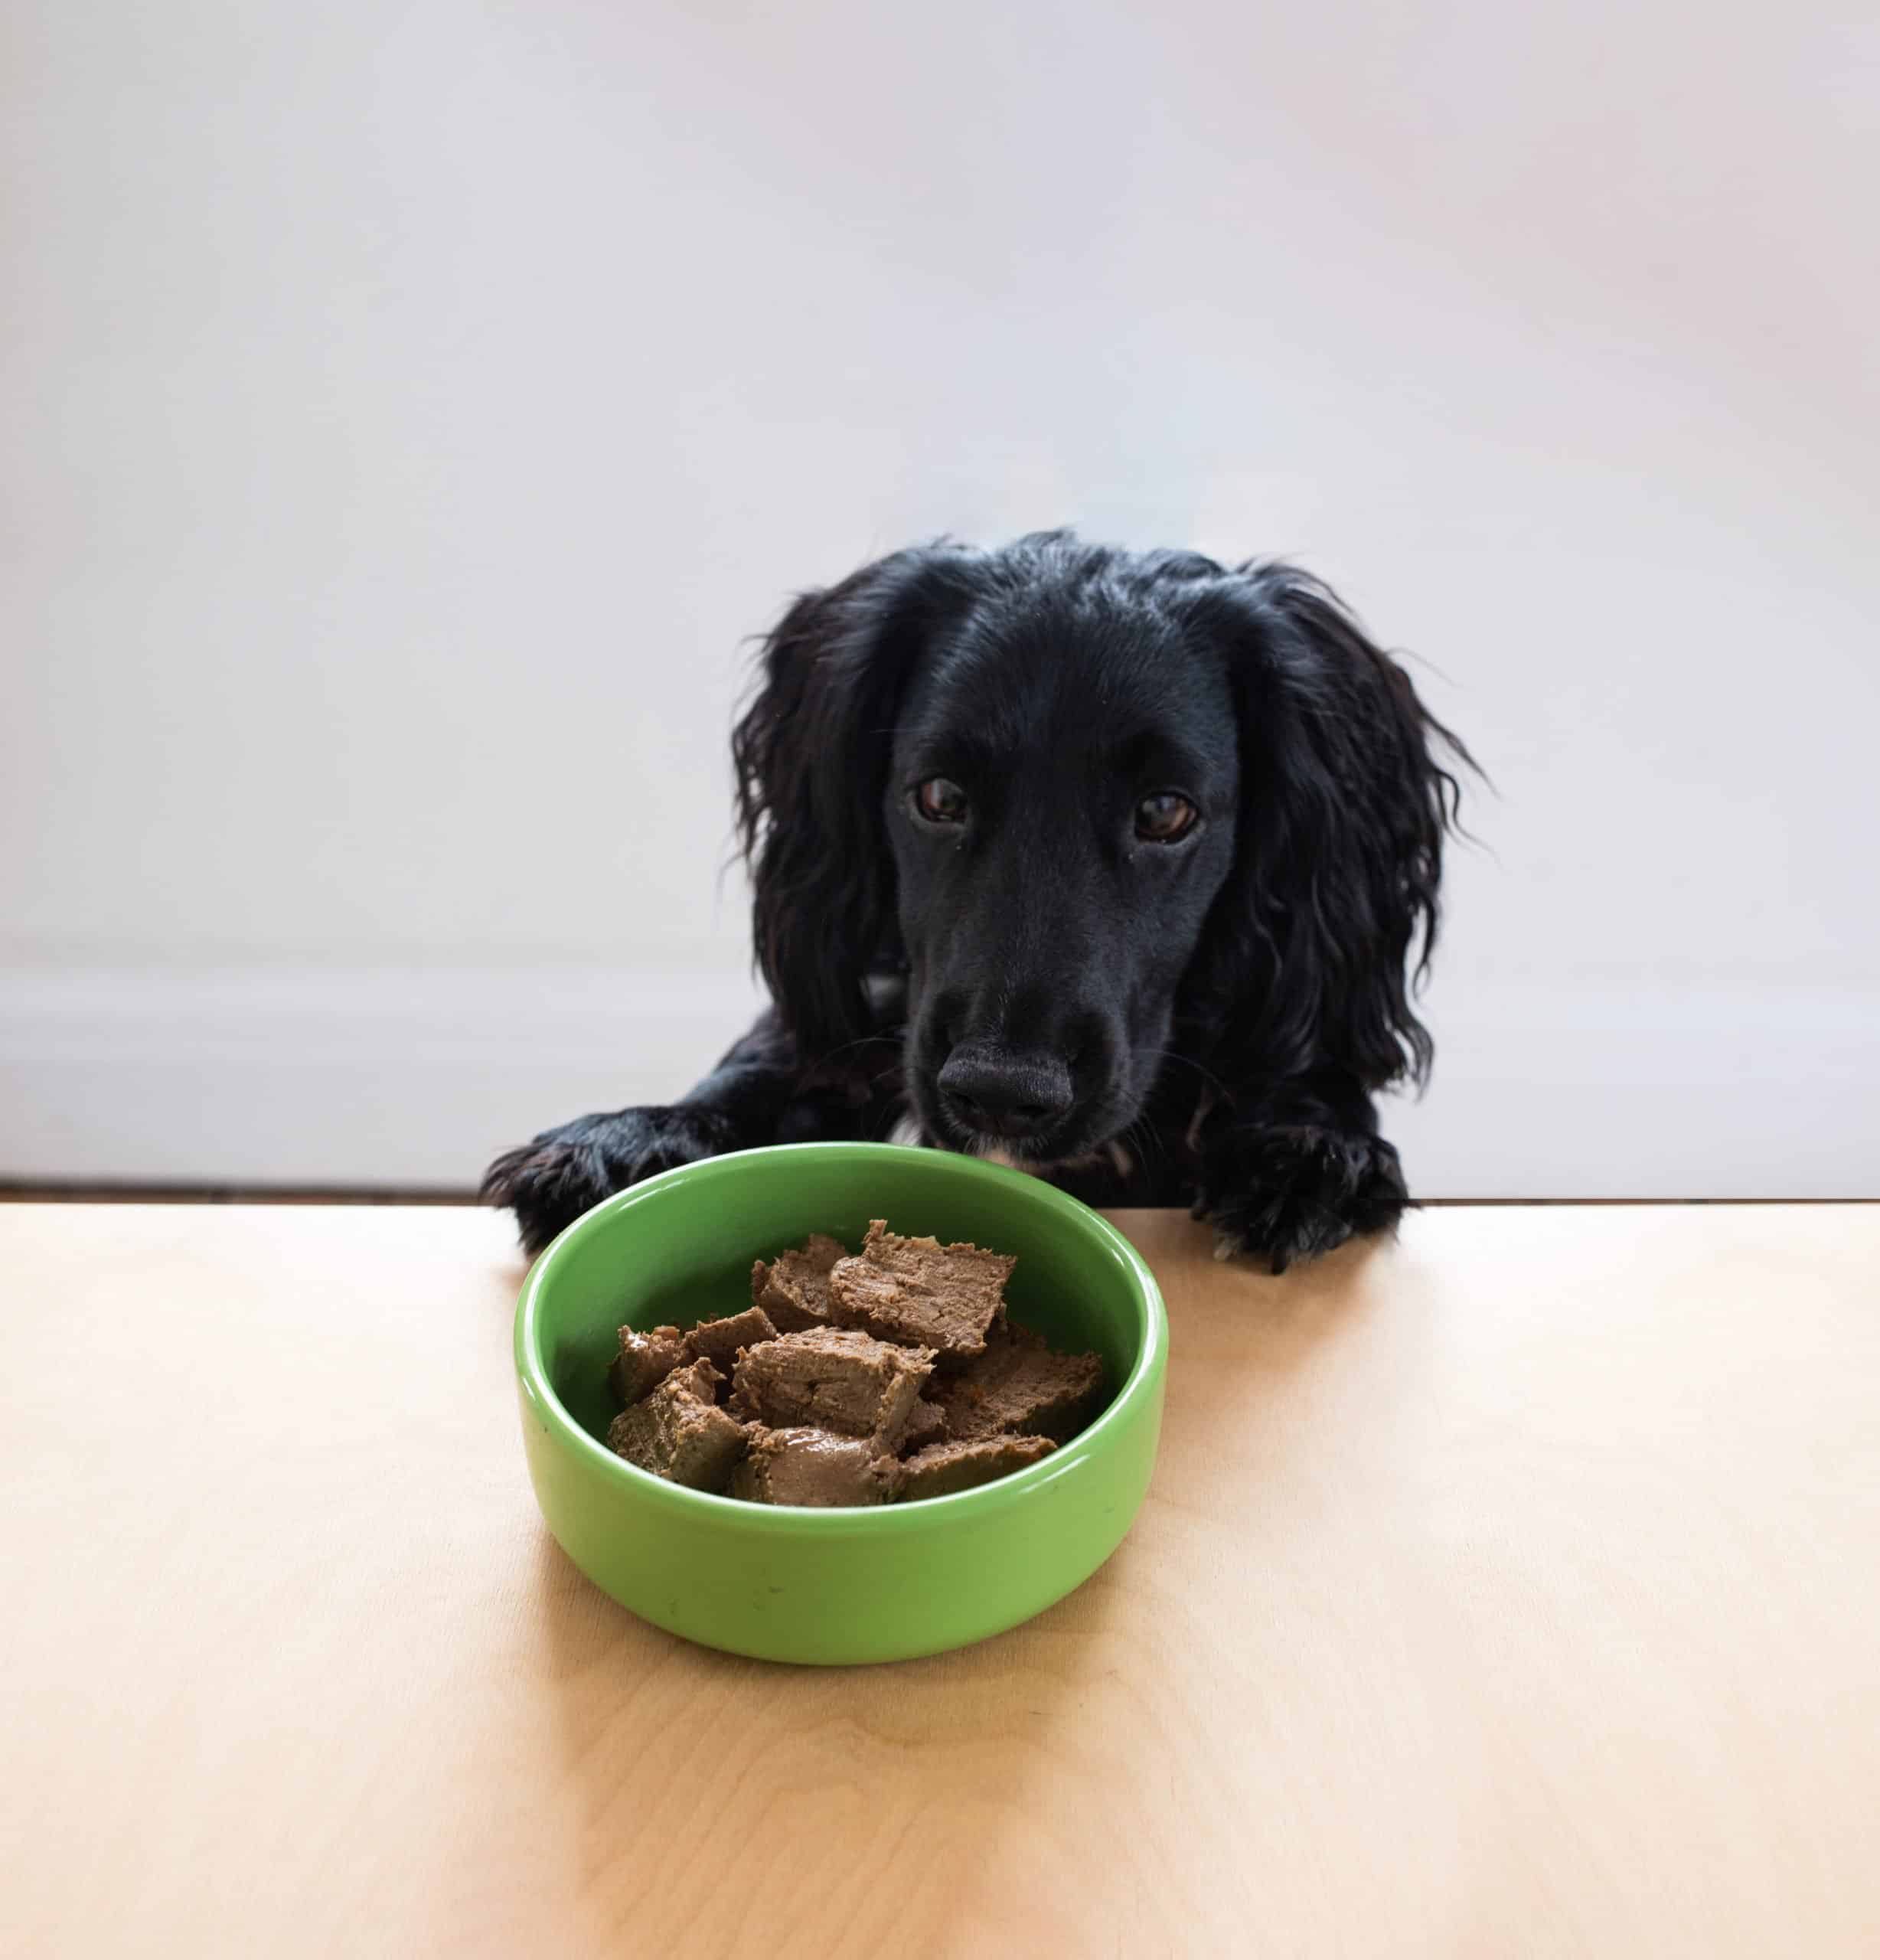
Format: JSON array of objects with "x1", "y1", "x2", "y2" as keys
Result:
[{"x1": 484, "y1": 531, "x2": 1471, "y2": 1271}]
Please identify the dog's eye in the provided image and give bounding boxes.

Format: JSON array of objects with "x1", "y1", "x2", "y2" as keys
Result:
[
  {"x1": 914, "y1": 777, "x2": 969, "y2": 825},
  {"x1": 1135, "y1": 792, "x2": 1198, "y2": 843}
]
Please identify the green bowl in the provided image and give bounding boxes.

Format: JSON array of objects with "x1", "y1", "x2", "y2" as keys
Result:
[{"x1": 514, "y1": 1142, "x2": 1167, "y2": 1664}]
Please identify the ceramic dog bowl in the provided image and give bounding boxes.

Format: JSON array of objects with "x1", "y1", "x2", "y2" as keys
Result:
[{"x1": 514, "y1": 1142, "x2": 1167, "y2": 1664}]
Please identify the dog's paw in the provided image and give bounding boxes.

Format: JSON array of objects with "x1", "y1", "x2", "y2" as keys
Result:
[
  {"x1": 1192, "y1": 1126, "x2": 1408, "y2": 1276},
  {"x1": 481, "y1": 1106, "x2": 736, "y2": 1256}
]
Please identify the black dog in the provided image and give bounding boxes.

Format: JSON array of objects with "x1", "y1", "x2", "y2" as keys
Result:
[{"x1": 485, "y1": 532, "x2": 1470, "y2": 1270}]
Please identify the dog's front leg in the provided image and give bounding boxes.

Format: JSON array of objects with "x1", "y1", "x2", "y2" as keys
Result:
[
  {"x1": 1190, "y1": 1067, "x2": 1411, "y2": 1275},
  {"x1": 481, "y1": 1011, "x2": 886, "y2": 1255}
]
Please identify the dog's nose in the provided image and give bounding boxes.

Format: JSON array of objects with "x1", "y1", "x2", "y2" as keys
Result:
[{"x1": 937, "y1": 1043, "x2": 1075, "y2": 1140}]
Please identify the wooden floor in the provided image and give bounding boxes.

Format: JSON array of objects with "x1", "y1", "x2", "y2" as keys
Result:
[{"x1": 4, "y1": 1200, "x2": 1877, "y2": 1957}]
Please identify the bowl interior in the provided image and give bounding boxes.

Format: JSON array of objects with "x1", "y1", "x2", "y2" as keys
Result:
[{"x1": 527, "y1": 1143, "x2": 1158, "y2": 1456}]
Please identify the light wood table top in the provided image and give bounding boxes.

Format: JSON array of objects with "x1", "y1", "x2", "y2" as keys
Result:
[{"x1": 4, "y1": 1201, "x2": 1876, "y2": 1957}]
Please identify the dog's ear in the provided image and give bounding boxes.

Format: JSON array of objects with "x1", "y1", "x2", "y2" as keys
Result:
[
  {"x1": 1185, "y1": 563, "x2": 1473, "y2": 1089},
  {"x1": 733, "y1": 544, "x2": 978, "y2": 1059}
]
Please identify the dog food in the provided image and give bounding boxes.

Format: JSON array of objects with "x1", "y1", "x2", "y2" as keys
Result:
[
  {"x1": 608, "y1": 1323, "x2": 687, "y2": 1405},
  {"x1": 899, "y1": 1396, "x2": 950, "y2": 1452},
  {"x1": 730, "y1": 1327, "x2": 934, "y2": 1446},
  {"x1": 936, "y1": 1321, "x2": 1105, "y2": 1442},
  {"x1": 751, "y1": 1233, "x2": 845, "y2": 1333},
  {"x1": 683, "y1": 1305, "x2": 778, "y2": 1374},
  {"x1": 604, "y1": 1223, "x2": 1105, "y2": 1507},
  {"x1": 900, "y1": 1434, "x2": 1057, "y2": 1501},
  {"x1": 731, "y1": 1426, "x2": 905, "y2": 1508},
  {"x1": 828, "y1": 1220, "x2": 1013, "y2": 1361},
  {"x1": 605, "y1": 1358, "x2": 749, "y2": 1491}
]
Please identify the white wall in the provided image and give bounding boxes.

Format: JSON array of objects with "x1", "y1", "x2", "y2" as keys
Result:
[{"x1": 4, "y1": 1, "x2": 1876, "y2": 1194}]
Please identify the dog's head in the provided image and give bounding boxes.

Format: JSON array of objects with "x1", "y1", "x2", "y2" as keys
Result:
[{"x1": 733, "y1": 532, "x2": 1466, "y2": 1163}]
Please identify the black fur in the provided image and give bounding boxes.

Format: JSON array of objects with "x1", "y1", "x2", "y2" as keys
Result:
[{"x1": 483, "y1": 532, "x2": 1473, "y2": 1270}]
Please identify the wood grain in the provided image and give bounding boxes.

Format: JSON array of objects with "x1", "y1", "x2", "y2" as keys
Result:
[{"x1": 3, "y1": 1203, "x2": 1876, "y2": 1957}]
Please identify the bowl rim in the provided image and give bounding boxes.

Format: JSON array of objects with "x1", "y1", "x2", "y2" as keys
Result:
[{"x1": 513, "y1": 1141, "x2": 1168, "y2": 1532}]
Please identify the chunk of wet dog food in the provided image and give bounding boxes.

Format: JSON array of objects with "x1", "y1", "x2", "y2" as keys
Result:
[
  {"x1": 682, "y1": 1305, "x2": 778, "y2": 1375},
  {"x1": 750, "y1": 1233, "x2": 847, "y2": 1333},
  {"x1": 937, "y1": 1321, "x2": 1105, "y2": 1442},
  {"x1": 898, "y1": 1396, "x2": 949, "y2": 1453},
  {"x1": 899, "y1": 1434, "x2": 1056, "y2": 1501},
  {"x1": 609, "y1": 1323, "x2": 687, "y2": 1406},
  {"x1": 729, "y1": 1426, "x2": 905, "y2": 1508},
  {"x1": 605, "y1": 1358, "x2": 747, "y2": 1491},
  {"x1": 729, "y1": 1328, "x2": 933, "y2": 1446},
  {"x1": 828, "y1": 1220, "x2": 1013, "y2": 1361}
]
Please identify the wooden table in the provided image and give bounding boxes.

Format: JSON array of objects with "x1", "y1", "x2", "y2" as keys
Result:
[{"x1": 4, "y1": 1203, "x2": 1876, "y2": 1957}]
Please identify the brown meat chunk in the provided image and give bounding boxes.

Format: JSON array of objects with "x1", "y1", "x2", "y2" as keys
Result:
[
  {"x1": 730, "y1": 1328, "x2": 934, "y2": 1446},
  {"x1": 899, "y1": 1434, "x2": 1056, "y2": 1501},
  {"x1": 936, "y1": 1321, "x2": 1105, "y2": 1442},
  {"x1": 683, "y1": 1305, "x2": 778, "y2": 1376},
  {"x1": 729, "y1": 1426, "x2": 905, "y2": 1508},
  {"x1": 898, "y1": 1396, "x2": 949, "y2": 1454},
  {"x1": 827, "y1": 1219, "x2": 1013, "y2": 1361},
  {"x1": 606, "y1": 1358, "x2": 747, "y2": 1491},
  {"x1": 750, "y1": 1233, "x2": 847, "y2": 1333},
  {"x1": 608, "y1": 1323, "x2": 687, "y2": 1406}
]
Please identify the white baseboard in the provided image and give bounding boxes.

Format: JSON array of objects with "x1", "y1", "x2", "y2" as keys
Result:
[{"x1": 1, "y1": 966, "x2": 1874, "y2": 1196}]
